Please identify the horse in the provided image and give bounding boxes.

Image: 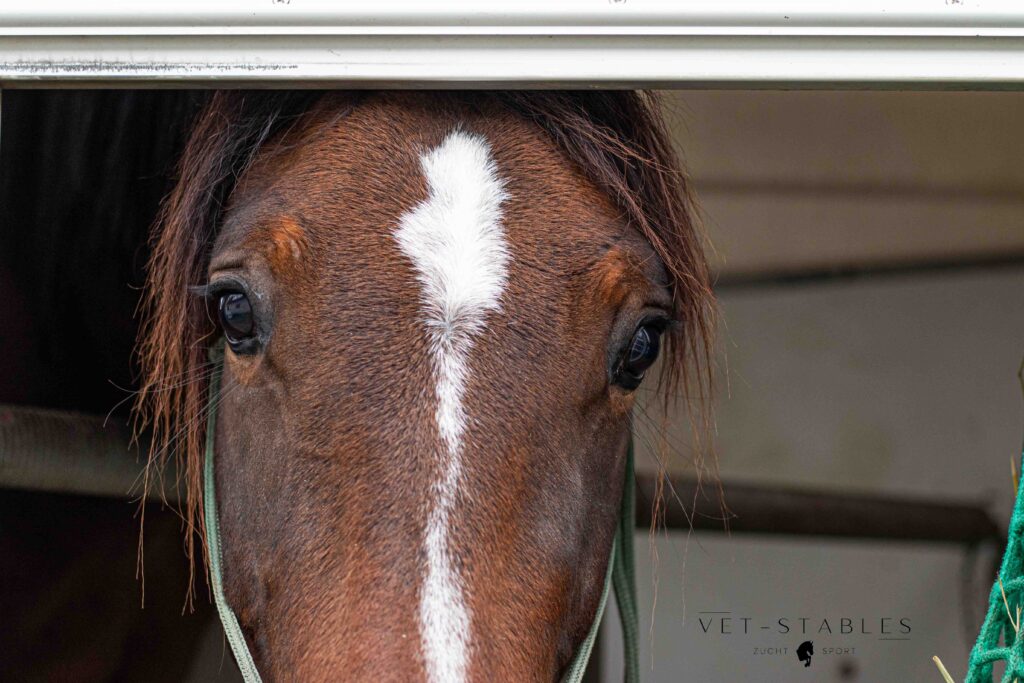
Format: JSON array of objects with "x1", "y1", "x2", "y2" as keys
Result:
[
  {"x1": 2, "y1": 89, "x2": 715, "y2": 680},
  {"x1": 134, "y1": 90, "x2": 715, "y2": 681}
]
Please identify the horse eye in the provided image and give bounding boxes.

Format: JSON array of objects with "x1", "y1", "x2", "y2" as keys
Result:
[
  {"x1": 218, "y1": 292, "x2": 256, "y2": 347},
  {"x1": 614, "y1": 323, "x2": 662, "y2": 390}
]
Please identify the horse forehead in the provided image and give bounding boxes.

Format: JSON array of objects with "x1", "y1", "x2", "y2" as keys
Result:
[{"x1": 238, "y1": 94, "x2": 623, "y2": 266}]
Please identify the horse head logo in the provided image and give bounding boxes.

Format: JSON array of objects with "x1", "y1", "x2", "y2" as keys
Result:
[{"x1": 796, "y1": 640, "x2": 814, "y2": 667}]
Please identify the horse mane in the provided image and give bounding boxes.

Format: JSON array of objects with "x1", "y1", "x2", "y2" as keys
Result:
[{"x1": 134, "y1": 91, "x2": 716, "y2": 602}]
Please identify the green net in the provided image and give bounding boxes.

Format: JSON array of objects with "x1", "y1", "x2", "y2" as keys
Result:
[
  {"x1": 967, "y1": 364, "x2": 1024, "y2": 683},
  {"x1": 967, "y1": 459, "x2": 1024, "y2": 681}
]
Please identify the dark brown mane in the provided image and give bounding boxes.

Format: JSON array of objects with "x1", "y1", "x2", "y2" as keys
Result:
[{"x1": 134, "y1": 90, "x2": 715, "y2": 601}]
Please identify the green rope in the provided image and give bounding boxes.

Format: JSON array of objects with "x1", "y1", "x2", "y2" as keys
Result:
[
  {"x1": 561, "y1": 535, "x2": 618, "y2": 683},
  {"x1": 562, "y1": 443, "x2": 640, "y2": 683},
  {"x1": 966, "y1": 448, "x2": 1024, "y2": 682},
  {"x1": 204, "y1": 344, "x2": 639, "y2": 681},
  {"x1": 204, "y1": 347, "x2": 263, "y2": 683},
  {"x1": 967, "y1": 362, "x2": 1024, "y2": 683},
  {"x1": 614, "y1": 444, "x2": 640, "y2": 683}
]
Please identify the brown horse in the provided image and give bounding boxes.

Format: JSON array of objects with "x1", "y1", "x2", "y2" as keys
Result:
[{"x1": 136, "y1": 91, "x2": 714, "y2": 681}]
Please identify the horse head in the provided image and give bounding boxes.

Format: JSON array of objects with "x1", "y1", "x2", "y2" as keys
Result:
[{"x1": 138, "y1": 91, "x2": 713, "y2": 681}]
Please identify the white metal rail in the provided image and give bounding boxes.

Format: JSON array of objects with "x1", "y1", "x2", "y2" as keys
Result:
[{"x1": 1, "y1": 1, "x2": 1023, "y2": 88}]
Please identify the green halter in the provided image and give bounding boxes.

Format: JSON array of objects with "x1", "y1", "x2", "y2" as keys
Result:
[{"x1": 203, "y1": 345, "x2": 639, "y2": 682}]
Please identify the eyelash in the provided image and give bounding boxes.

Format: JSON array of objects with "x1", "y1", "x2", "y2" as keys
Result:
[{"x1": 189, "y1": 280, "x2": 248, "y2": 300}]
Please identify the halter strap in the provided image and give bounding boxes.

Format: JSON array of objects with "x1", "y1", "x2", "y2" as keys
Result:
[
  {"x1": 562, "y1": 443, "x2": 639, "y2": 683},
  {"x1": 204, "y1": 347, "x2": 263, "y2": 682},
  {"x1": 203, "y1": 345, "x2": 639, "y2": 681}
]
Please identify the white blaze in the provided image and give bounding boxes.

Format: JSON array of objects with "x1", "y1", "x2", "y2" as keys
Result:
[{"x1": 394, "y1": 130, "x2": 510, "y2": 683}]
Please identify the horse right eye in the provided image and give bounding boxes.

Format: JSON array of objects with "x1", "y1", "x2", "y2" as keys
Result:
[
  {"x1": 218, "y1": 292, "x2": 256, "y2": 348},
  {"x1": 612, "y1": 322, "x2": 663, "y2": 391}
]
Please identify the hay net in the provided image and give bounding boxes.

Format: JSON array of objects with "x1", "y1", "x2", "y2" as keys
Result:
[
  {"x1": 967, "y1": 363, "x2": 1024, "y2": 683},
  {"x1": 968, "y1": 452, "x2": 1024, "y2": 682}
]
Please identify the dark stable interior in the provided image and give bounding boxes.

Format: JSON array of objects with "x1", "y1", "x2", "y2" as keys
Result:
[{"x1": 0, "y1": 91, "x2": 221, "y2": 682}]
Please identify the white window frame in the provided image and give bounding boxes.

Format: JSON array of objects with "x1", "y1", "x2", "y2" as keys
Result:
[{"x1": 1, "y1": 1, "x2": 1023, "y2": 89}]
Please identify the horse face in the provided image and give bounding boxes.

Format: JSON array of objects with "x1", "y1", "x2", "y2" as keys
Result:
[{"x1": 205, "y1": 93, "x2": 673, "y2": 681}]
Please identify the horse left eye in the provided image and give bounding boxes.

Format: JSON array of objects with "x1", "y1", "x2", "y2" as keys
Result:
[
  {"x1": 218, "y1": 292, "x2": 256, "y2": 347},
  {"x1": 614, "y1": 324, "x2": 662, "y2": 390}
]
